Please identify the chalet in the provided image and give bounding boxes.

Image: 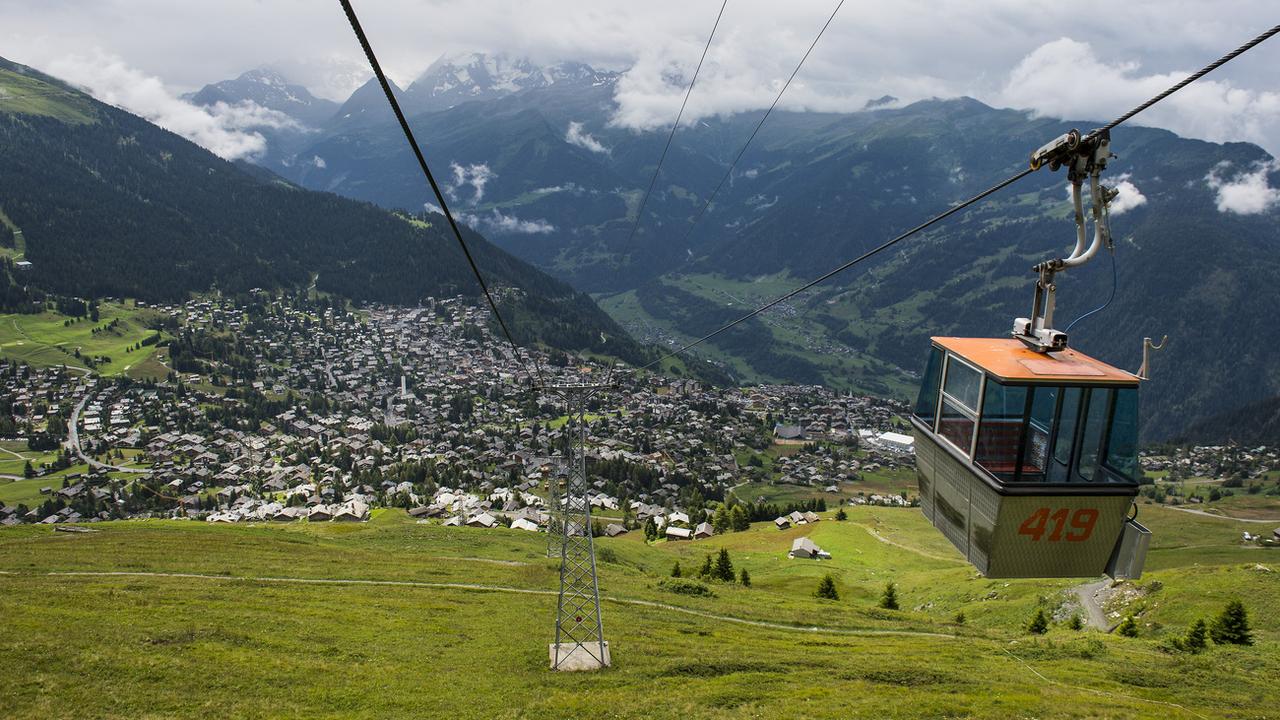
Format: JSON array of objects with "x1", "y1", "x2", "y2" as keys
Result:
[
  {"x1": 774, "y1": 423, "x2": 804, "y2": 440},
  {"x1": 774, "y1": 517, "x2": 791, "y2": 530},
  {"x1": 694, "y1": 522, "x2": 714, "y2": 539},
  {"x1": 605, "y1": 523, "x2": 628, "y2": 537},
  {"x1": 789, "y1": 537, "x2": 831, "y2": 560},
  {"x1": 511, "y1": 518, "x2": 540, "y2": 532},
  {"x1": 665, "y1": 526, "x2": 692, "y2": 541},
  {"x1": 332, "y1": 500, "x2": 369, "y2": 522},
  {"x1": 466, "y1": 512, "x2": 499, "y2": 529}
]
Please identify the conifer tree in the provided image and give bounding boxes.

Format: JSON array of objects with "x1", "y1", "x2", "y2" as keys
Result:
[
  {"x1": 739, "y1": 568, "x2": 751, "y2": 587},
  {"x1": 1210, "y1": 600, "x2": 1253, "y2": 645},
  {"x1": 712, "y1": 505, "x2": 730, "y2": 534},
  {"x1": 1183, "y1": 618, "x2": 1209, "y2": 653},
  {"x1": 953, "y1": 610, "x2": 966, "y2": 625},
  {"x1": 1067, "y1": 614, "x2": 1083, "y2": 631},
  {"x1": 834, "y1": 507, "x2": 847, "y2": 521},
  {"x1": 670, "y1": 561, "x2": 682, "y2": 578},
  {"x1": 698, "y1": 553, "x2": 713, "y2": 578},
  {"x1": 714, "y1": 548, "x2": 735, "y2": 582},
  {"x1": 815, "y1": 574, "x2": 839, "y2": 600},
  {"x1": 643, "y1": 517, "x2": 657, "y2": 542},
  {"x1": 879, "y1": 582, "x2": 899, "y2": 610},
  {"x1": 1028, "y1": 609, "x2": 1049, "y2": 635}
]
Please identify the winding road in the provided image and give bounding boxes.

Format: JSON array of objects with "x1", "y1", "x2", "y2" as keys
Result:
[
  {"x1": 1164, "y1": 505, "x2": 1280, "y2": 524},
  {"x1": 66, "y1": 393, "x2": 152, "y2": 475}
]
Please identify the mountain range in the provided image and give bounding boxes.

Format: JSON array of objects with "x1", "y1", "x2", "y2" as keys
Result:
[
  {"x1": 0, "y1": 56, "x2": 669, "y2": 373},
  {"x1": 12, "y1": 52, "x2": 1280, "y2": 441}
]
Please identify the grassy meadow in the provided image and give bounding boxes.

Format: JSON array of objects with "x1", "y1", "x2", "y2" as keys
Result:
[
  {"x1": 1, "y1": 502, "x2": 1278, "y2": 719},
  {"x1": 0, "y1": 300, "x2": 166, "y2": 377}
]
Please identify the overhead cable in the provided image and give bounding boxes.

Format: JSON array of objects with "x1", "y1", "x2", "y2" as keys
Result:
[
  {"x1": 622, "y1": 0, "x2": 730, "y2": 247},
  {"x1": 676, "y1": 0, "x2": 845, "y2": 247},
  {"x1": 640, "y1": 23, "x2": 1280, "y2": 372},
  {"x1": 337, "y1": 0, "x2": 544, "y2": 385}
]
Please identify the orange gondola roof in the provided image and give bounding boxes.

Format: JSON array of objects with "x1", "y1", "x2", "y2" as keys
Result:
[{"x1": 932, "y1": 337, "x2": 1138, "y2": 385}]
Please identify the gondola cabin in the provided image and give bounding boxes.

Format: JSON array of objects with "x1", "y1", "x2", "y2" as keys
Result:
[{"x1": 911, "y1": 337, "x2": 1150, "y2": 579}]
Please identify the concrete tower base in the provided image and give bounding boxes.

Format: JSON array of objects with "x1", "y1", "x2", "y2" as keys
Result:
[{"x1": 549, "y1": 642, "x2": 611, "y2": 671}]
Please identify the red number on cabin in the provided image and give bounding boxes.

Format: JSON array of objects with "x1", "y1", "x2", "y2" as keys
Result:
[
  {"x1": 1066, "y1": 509, "x2": 1099, "y2": 542},
  {"x1": 1018, "y1": 508, "x2": 1098, "y2": 542},
  {"x1": 1017, "y1": 508, "x2": 1049, "y2": 541},
  {"x1": 1047, "y1": 508, "x2": 1070, "y2": 541}
]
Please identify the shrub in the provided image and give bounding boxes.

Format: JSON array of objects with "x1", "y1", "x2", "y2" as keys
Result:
[
  {"x1": 834, "y1": 507, "x2": 848, "y2": 521},
  {"x1": 1067, "y1": 615, "x2": 1083, "y2": 631},
  {"x1": 658, "y1": 578, "x2": 715, "y2": 598},
  {"x1": 596, "y1": 547, "x2": 618, "y2": 564},
  {"x1": 953, "y1": 611, "x2": 966, "y2": 625},
  {"x1": 1116, "y1": 615, "x2": 1139, "y2": 638},
  {"x1": 1210, "y1": 600, "x2": 1253, "y2": 646},
  {"x1": 1183, "y1": 618, "x2": 1209, "y2": 653},
  {"x1": 1028, "y1": 609, "x2": 1049, "y2": 635},
  {"x1": 670, "y1": 561, "x2": 682, "y2": 578},
  {"x1": 815, "y1": 574, "x2": 839, "y2": 600},
  {"x1": 879, "y1": 582, "x2": 899, "y2": 610}
]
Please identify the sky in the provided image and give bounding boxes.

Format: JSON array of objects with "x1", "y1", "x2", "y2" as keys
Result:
[{"x1": 2, "y1": 1, "x2": 1277, "y2": 172}]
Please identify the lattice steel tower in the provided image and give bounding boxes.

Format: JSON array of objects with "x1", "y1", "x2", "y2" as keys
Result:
[
  {"x1": 545, "y1": 460, "x2": 564, "y2": 558},
  {"x1": 545, "y1": 381, "x2": 611, "y2": 671}
]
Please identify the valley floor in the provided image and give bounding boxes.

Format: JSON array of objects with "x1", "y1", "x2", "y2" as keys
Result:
[{"x1": 1, "y1": 505, "x2": 1277, "y2": 719}]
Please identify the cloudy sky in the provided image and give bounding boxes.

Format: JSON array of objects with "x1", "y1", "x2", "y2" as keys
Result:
[{"x1": 3, "y1": 0, "x2": 1278, "y2": 159}]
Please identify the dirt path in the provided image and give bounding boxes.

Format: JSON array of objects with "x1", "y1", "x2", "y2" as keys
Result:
[
  {"x1": 857, "y1": 524, "x2": 967, "y2": 563},
  {"x1": 1071, "y1": 579, "x2": 1111, "y2": 630},
  {"x1": 10, "y1": 569, "x2": 1213, "y2": 717},
  {"x1": 1165, "y1": 506, "x2": 1280, "y2": 524},
  {"x1": 36, "y1": 570, "x2": 959, "y2": 640}
]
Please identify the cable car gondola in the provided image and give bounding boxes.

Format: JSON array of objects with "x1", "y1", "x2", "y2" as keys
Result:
[{"x1": 911, "y1": 130, "x2": 1152, "y2": 579}]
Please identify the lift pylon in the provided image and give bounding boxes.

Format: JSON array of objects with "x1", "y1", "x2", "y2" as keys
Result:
[{"x1": 542, "y1": 379, "x2": 613, "y2": 671}]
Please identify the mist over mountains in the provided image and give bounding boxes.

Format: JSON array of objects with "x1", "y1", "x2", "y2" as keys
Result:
[{"x1": 20, "y1": 51, "x2": 1280, "y2": 440}]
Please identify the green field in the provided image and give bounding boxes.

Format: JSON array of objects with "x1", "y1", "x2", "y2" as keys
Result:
[
  {"x1": 0, "y1": 301, "x2": 165, "y2": 376},
  {"x1": 0, "y1": 66, "x2": 98, "y2": 124},
  {"x1": 1, "y1": 503, "x2": 1277, "y2": 718}
]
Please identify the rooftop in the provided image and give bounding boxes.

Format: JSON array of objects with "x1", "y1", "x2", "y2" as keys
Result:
[{"x1": 932, "y1": 337, "x2": 1137, "y2": 386}]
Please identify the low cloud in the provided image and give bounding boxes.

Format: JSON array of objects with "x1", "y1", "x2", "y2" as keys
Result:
[
  {"x1": 565, "y1": 121, "x2": 609, "y2": 154},
  {"x1": 1205, "y1": 161, "x2": 1280, "y2": 215},
  {"x1": 998, "y1": 38, "x2": 1280, "y2": 157},
  {"x1": 460, "y1": 209, "x2": 555, "y2": 235},
  {"x1": 448, "y1": 162, "x2": 495, "y2": 204},
  {"x1": 1060, "y1": 172, "x2": 1146, "y2": 217},
  {"x1": 1109, "y1": 174, "x2": 1146, "y2": 216},
  {"x1": 46, "y1": 51, "x2": 299, "y2": 160}
]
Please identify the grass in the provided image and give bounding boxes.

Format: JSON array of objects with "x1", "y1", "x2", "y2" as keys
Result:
[
  {"x1": 0, "y1": 504, "x2": 1277, "y2": 718},
  {"x1": 0, "y1": 67, "x2": 98, "y2": 125},
  {"x1": 0, "y1": 463, "x2": 94, "y2": 507},
  {"x1": 0, "y1": 301, "x2": 165, "y2": 375}
]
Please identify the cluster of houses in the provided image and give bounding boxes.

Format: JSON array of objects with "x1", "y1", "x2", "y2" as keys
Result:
[
  {"x1": 1141, "y1": 444, "x2": 1278, "y2": 481},
  {"x1": 3, "y1": 294, "x2": 920, "y2": 528}
]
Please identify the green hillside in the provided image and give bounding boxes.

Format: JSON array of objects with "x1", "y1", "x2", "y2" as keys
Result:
[
  {"x1": 1, "y1": 506, "x2": 1276, "y2": 718},
  {"x1": 0, "y1": 301, "x2": 165, "y2": 375},
  {"x1": 0, "y1": 56, "x2": 647, "y2": 367}
]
